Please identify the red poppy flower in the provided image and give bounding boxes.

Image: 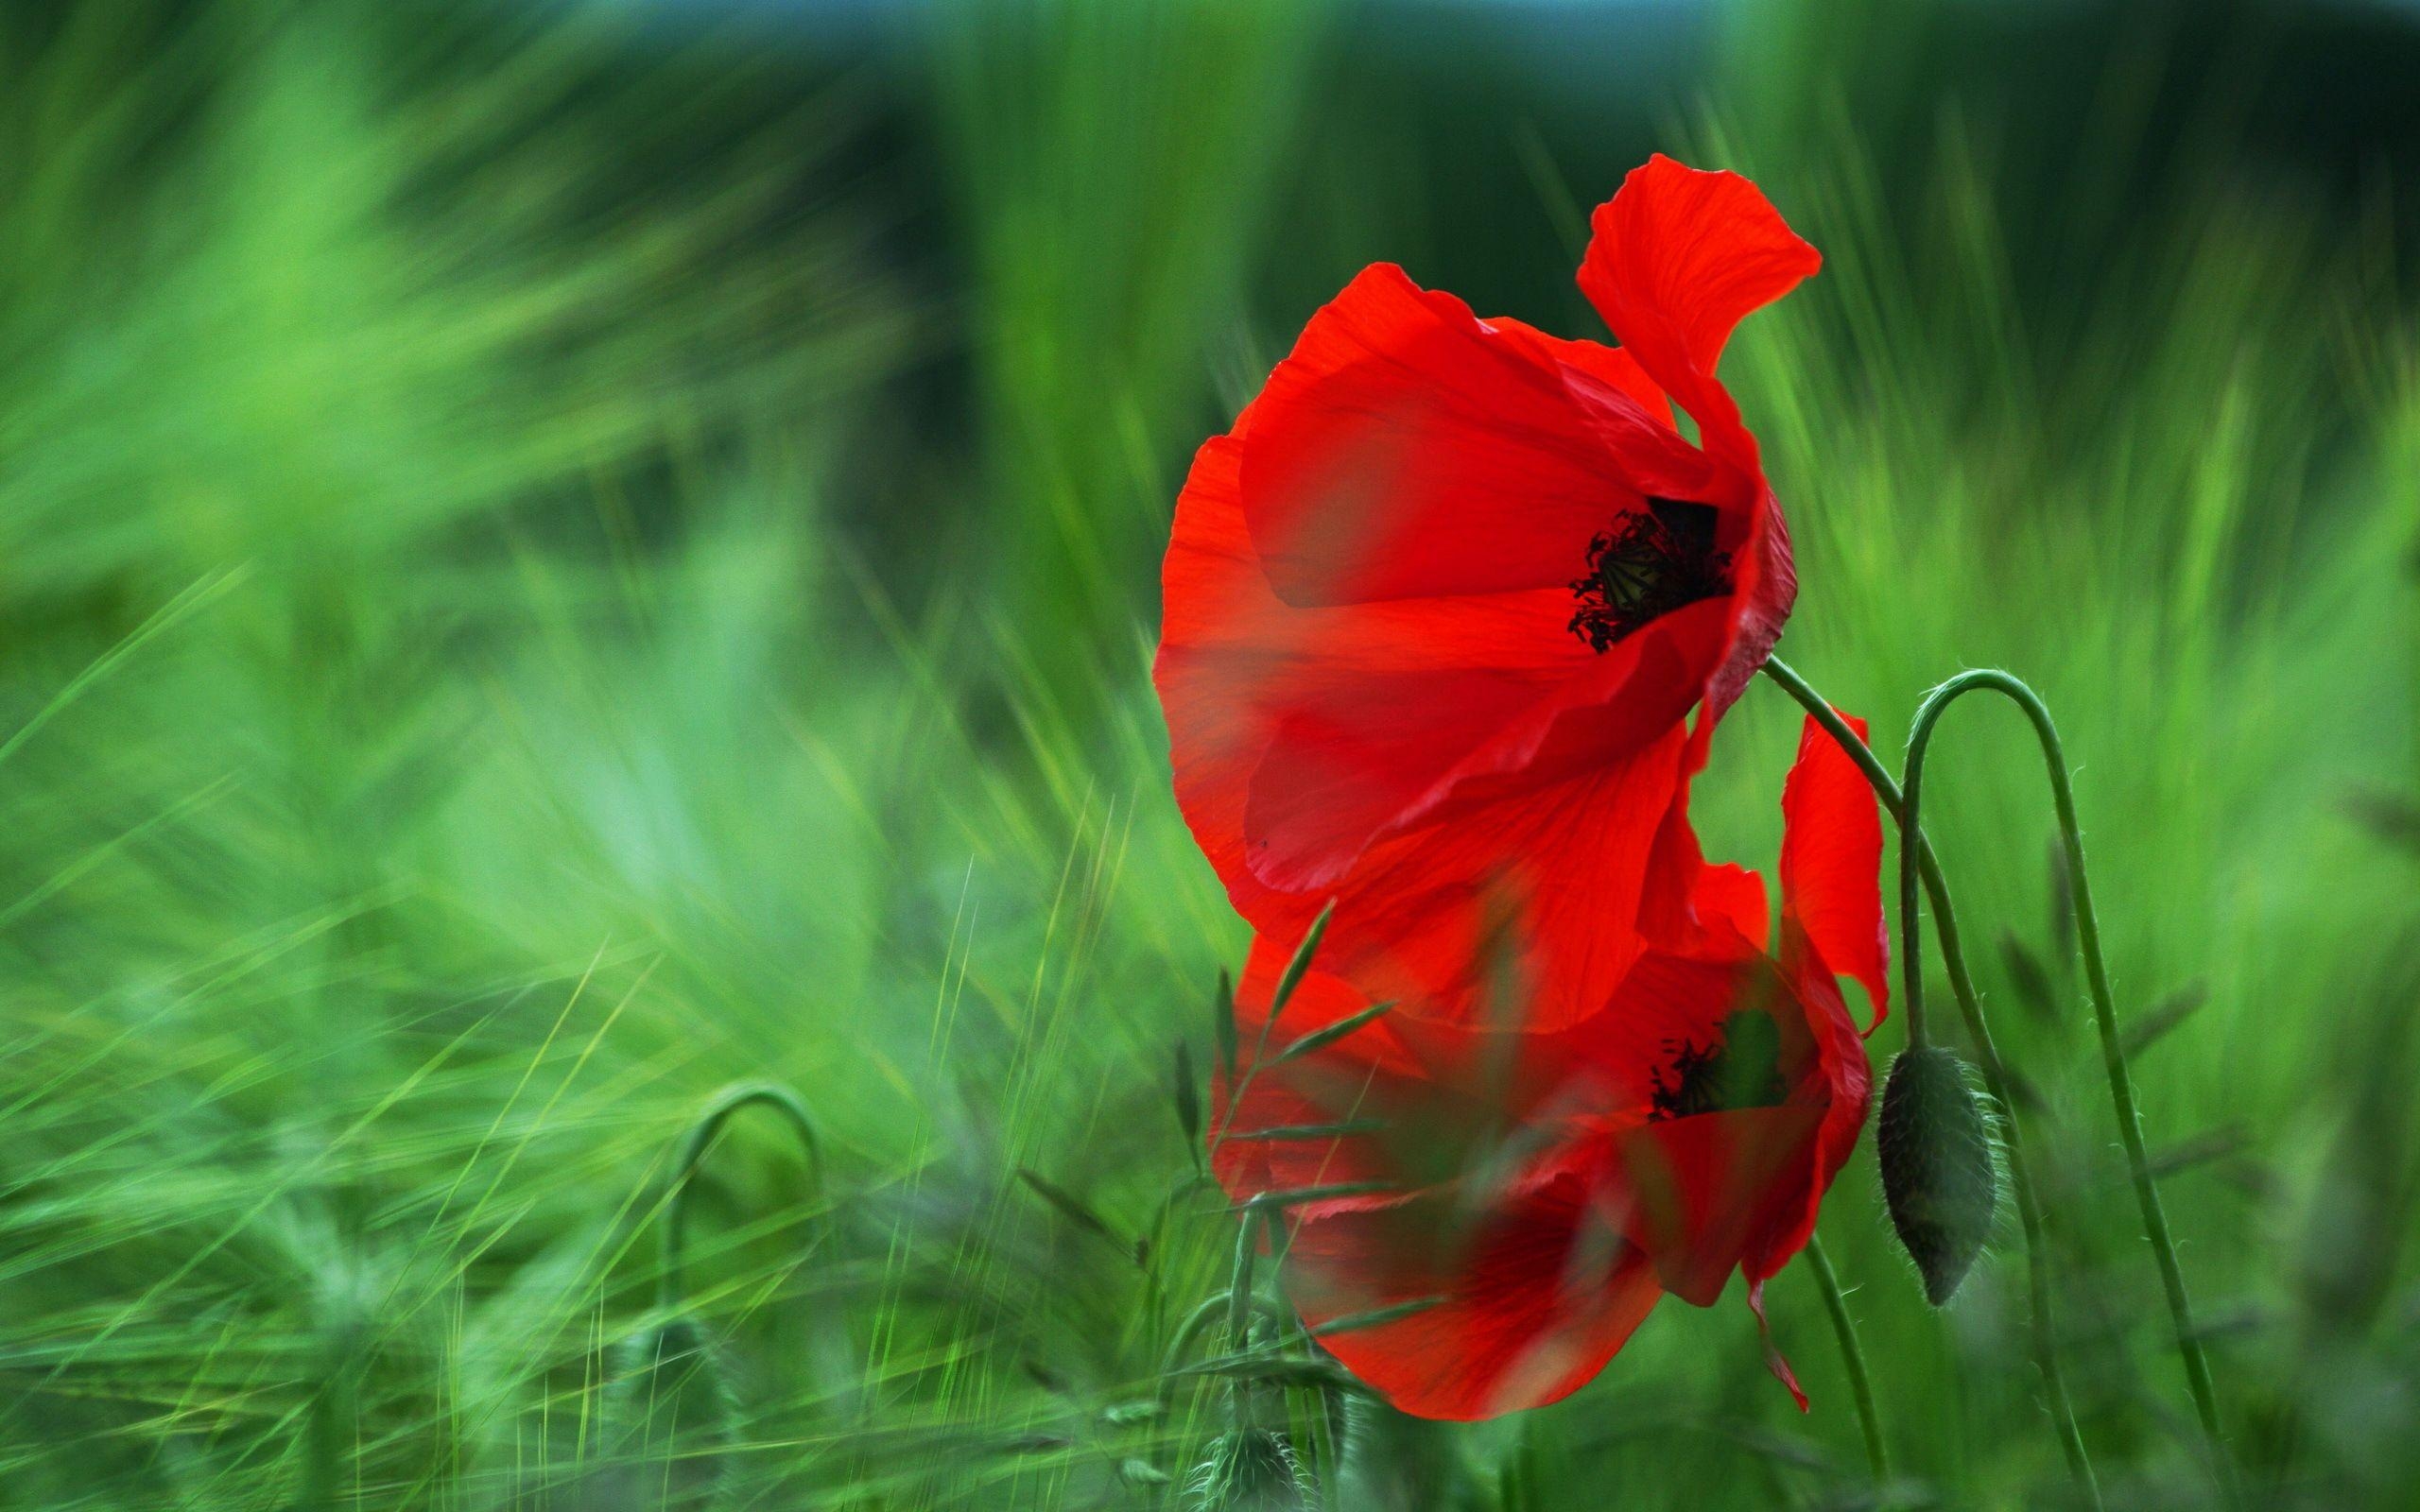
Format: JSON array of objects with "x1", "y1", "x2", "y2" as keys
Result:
[
  {"x1": 1156, "y1": 156, "x2": 1819, "y2": 1032},
  {"x1": 1209, "y1": 714, "x2": 1883, "y2": 1421}
]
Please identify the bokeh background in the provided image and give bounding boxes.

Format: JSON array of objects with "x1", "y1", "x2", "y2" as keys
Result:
[{"x1": 4, "y1": 0, "x2": 2418, "y2": 1506}]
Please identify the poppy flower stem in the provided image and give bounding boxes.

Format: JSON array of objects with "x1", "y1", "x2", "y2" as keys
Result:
[
  {"x1": 1804, "y1": 1232, "x2": 1888, "y2": 1483},
  {"x1": 657, "y1": 1081, "x2": 824, "y2": 1317},
  {"x1": 1760, "y1": 657, "x2": 2101, "y2": 1506},
  {"x1": 1899, "y1": 671, "x2": 2227, "y2": 1471}
]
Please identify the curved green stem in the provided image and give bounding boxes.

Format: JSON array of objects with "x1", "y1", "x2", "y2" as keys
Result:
[
  {"x1": 1805, "y1": 1233, "x2": 1888, "y2": 1483},
  {"x1": 1161, "y1": 1292, "x2": 1289, "y2": 1382},
  {"x1": 658, "y1": 1081, "x2": 825, "y2": 1314},
  {"x1": 1903, "y1": 670, "x2": 2224, "y2": 1457},
  {"x1": 1762, "y1": 658, "x2": 2100, "y2": 1504}
]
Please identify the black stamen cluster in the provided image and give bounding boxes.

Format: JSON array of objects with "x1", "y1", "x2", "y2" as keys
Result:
[
  {"x1": 1650, "y1": 1011, "x2": 1789, "y2": 1122},
  {"x1": 1567, "y1": 497, "x2": 1734, "y2": 652}
]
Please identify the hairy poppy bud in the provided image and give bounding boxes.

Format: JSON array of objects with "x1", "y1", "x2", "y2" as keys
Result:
[
  {"x1": 1185, "y1": 1427, "x2": 1311, "y2": 1511},
  {"x1": 1877, "y1": 1045, "x2": 1999, "y2": 1305}
]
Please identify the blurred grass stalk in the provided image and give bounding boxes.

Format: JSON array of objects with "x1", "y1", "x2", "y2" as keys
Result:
[{"x1": 930, "y1": 0, "x2": 1329, "y2": 730}]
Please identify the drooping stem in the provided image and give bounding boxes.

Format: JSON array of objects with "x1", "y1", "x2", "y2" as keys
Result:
[
  {"x1": 659, "y1": 1081, "x2": 825, "y2": 1315},
  {"x1": 1761, "y1": 657, "x2": 2100, "y2": 1504},
  {"x1": 1805, "y1": 1232, "x2": 1889, "y2": 1483},
  {"x1": 1895, "y1": 704, "x2": 1935, "y2": 1048},
  {"x1": 1901, "y1": 670, "x2": 2224, "y2": 1458}
]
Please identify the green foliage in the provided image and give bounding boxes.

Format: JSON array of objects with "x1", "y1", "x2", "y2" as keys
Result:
[
  {"x1": 602, "y1": 1317, "x2": 739, "y2": 1511},
  {"x1": 1, "y1": 0, "x2": 2417, "y2": 1508}
]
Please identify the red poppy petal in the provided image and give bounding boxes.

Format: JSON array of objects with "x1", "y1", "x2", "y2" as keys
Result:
[
  {"x1": 1208, "y1": 960, "x2": 1429, "y2": 1200},
  {"x1": 1237, "y1": 264, "x2": 1661, "y2": 606},
  {"x1": 1754, "y1": 928, "x2": 1875, "y2": 1283},
  {"x1": 1273, "y1": 717, "x2": 1700, "y2": 1032},
  {"x1": 1155, "y1": 288, "x2": 1760, "y2": 911},
  {"x1": 1499, "y1": 315, "x2": 1795, "y2": 728},
  {"x1": 1714, "y1": 496, "x2": 1797, "y2": 719},
  {"x1": 1571, "y1": 935, "x2": 1858, "y2": 1302},
  {"x1": 1569, "y1": 340, "x2": 1671, "y2": 424},
  {"x1": 1779, "y1": 711, "x2": 1891, "y2": 1030},
  {"x1": 1210, "y1": 955, "x2": 1667, "y2": 1420},
  {"x1": 1239, "y1": 594, "x2": 1721, "y2": 896},
  {"x1": 1578, "y1": 166, "x2": 1814, "y2": 718},
  {"x1": 1571, "y1": 156, "x2": 1814, "y2": 718},
  {"x1": 1158, "y1": 418, "x2": 1573, "y2": 913},
  {"x1": 1633, "y1": 713, "x2": 1771, "y2": 955},
  {"x1": 1747, "y1": 1279, "x2": 1810, "y2": 1412},
  {"x1": 1233, "y1": 619, "x2": 1597, "y2": 896},
  {"x1": 1156, "y1": 422, "x2": 1293, "y2": 921},
  {"x1": 1479, "y1": 316, "x2": 1715, "y2": 495},
  {"x1": 1207, "y1": 951, "x2": 1585, "y2": 1216},
  {"x1": 1618, "y1": 1103, "x2": 1829, "y2": 1307},
  {"x1": 1680, "y1": 862, "x2": 1769, "y2": 954},
  {"x1": 1283, "y1": 1165, "x2": 1664, "y2": 1420},
  {"x1": 1161, "y1": 394, "x2": 1702, "y2": 910},
  {"x1": 1700, "y1": 931, "x2": 1872, "y2": 1289},
  {"x1": 1566, "y1": 938, "x2": 1786, "y2": 1087},
  {"x1": 1577, "y1": 154, "x2": 1820, "y2": 419},
  {"x1": 1163, "y1": 451, "x2": 1720, "y2": 1030},
  {"x1": 1217, "y1": 943, "x2": 1669, "y2": 1206}
]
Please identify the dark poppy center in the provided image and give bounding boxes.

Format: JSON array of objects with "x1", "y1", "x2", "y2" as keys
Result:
[
  {"x1": 1566, "y1": 498, "x2": 1733, "y2": 653},
  {"x1": 1649, "y1": 1011, "x2": 1789, "y2": 1122}
]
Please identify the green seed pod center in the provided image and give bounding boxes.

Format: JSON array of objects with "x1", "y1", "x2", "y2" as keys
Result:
[{"x1": 1650, "y1": 1010, "x2": 1790, "y2": 1122}]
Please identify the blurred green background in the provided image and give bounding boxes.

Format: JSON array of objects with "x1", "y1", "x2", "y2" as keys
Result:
[{"x1": 3, "y1": 0, "x2": 2417, "y2": 1506}]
